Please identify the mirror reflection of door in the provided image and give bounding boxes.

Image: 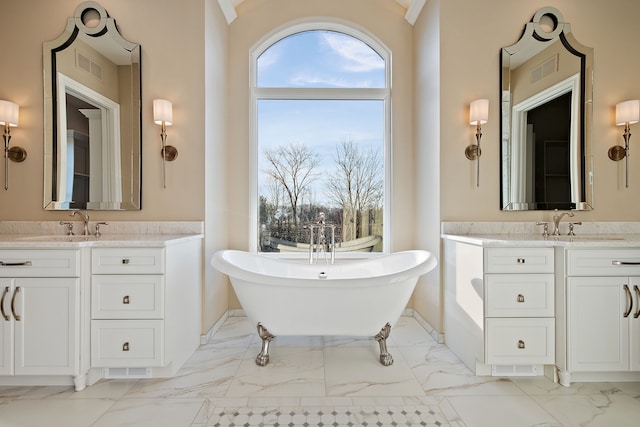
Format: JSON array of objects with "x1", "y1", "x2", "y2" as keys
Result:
[
  {"x1": 57, "y1": 73, "x2": 122, "y2": 209},
  {"x1": 527, "y1": 92, "x2": 572, "y2": 209},
  {"x1": 66, "y1": 94, "x2": 94, "y2": 205}
]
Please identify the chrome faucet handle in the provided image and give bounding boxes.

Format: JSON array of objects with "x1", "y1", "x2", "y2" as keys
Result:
[
  {"x1": 59, "y1": 221, "x2": 74, "y2": 236},
  {"x1": 95, "y1": 222, "x2": 108, "y2": 238},
  {"x1": 535, "y1": 222, "x2": 549, "y2": 237},
  {"x1": 568, "y1": 221, "x2": 583, "y2": 236}
]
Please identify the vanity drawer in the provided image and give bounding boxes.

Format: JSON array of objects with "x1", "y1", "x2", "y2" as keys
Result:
[
  {"x1": 0, "y1": 250, "x2": 79, "y2": 277},
  {"x1": 92, "y1": 248, "x2": 164, "y2": 275},
  {"x1": 485, "y1": 318, "x2": 555, "y2": 365},
  {"x1": 485, "y1": 248, "x2": 554, "y2": 274},
  {"x1": 91, "y1": 320, "x2": 164, "y2": 367},
  {"x1": 92, "y1": 275, "x2": 164, "y2": 319},
  {"x1": 567, "y1": 249, "x2": 640, "y2": 276},
  {"x1": 485, "y1": 274, "x2": 554, "y2": 317}
]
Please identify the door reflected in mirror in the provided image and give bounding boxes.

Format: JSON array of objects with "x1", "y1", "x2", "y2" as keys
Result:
[
  {"x1": 500, "y1": 7, "x2": 593, "y2": 211},
  {"x1": 43, "y1": 1, "x2": 141, "y2": 210}
]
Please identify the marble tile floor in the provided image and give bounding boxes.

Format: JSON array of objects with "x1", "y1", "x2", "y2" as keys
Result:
[{"x1": 1, "y1": 315, "x2": 640, "y2": 427}]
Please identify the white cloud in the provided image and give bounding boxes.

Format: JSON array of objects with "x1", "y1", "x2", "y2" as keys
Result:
[
  {"x1": 320, "y1": 32, "x2": 384, "y2": 73},
  {"x1": 289, "y1": 73, "x2": 374, "y2": 88},
  {"x1": 257, "y1": 46, "x2": 280, "y2": 70}
]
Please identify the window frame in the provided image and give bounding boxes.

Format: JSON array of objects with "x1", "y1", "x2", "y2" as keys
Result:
[{"x1": 249, "y1": 20, "x2": 392, "y2": 256}]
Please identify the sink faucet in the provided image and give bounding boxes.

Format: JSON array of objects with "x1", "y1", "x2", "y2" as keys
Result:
[
  {"x1": 70, "y1": 211, "x2": 90, "y2": 235},
  {"x1": 552, "y1": 209, "x2": 574, "y2": 236}
]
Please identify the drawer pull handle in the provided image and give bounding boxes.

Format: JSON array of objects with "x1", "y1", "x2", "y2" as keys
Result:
[
  {"x1": 1, "y1": 286, "x2": 9, "y2": 321},
  {"x1": 624, "y1": 285, "x2": 633, "y2": 318},
  {"x1": 122, "y1": 259, "x2": 130, "y2": 265},
  {"x1": 612, "y1": 261, "x2": 640, "y2": 265},
  {"x1": 516, "y1": 258, "x2": 526, "y2": 264},
  {"x1": 11, "y1": 286, "x2": 20, "y2": 321},
  {"x1": 517, "y1": 340, "x2": 526, "y2": 349},
  {"x1": 122, "y1": 342, "x2": 130, "y2": 352},
  {"x1": 635, "y1": 285, "x2": 640, "y2": 319},
  {"x1": 123, "y1": 295, "x2": 130, "y2": 304},
  {"x1": 0, "y1": 261, "x2": 32, "y2": 267},
  {"x1": 517, "y1": 294, "x2": 525, "y2": 303}
]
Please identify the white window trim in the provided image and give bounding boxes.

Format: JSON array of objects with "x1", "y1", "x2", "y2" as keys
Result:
[{"x1": 248, "y1": 19, "x2": 392, "y2": 256}]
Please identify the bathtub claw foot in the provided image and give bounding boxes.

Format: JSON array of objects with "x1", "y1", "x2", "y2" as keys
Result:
[
  {"x1": 256, "y1": 323, "x2": 275, "y2": 366},
  {"x1": 374, "y1": 322, "x2": 394, "y2": 366}
]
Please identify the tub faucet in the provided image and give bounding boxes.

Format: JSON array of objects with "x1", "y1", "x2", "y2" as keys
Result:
[
  {"x1": 308, "y1": 212, "x2": 336, "y2": 264},
  {"x1": 70, "y1": 210, "x2": 90, "y2": 235},
  {"x1": 552, "y1": 209, "x2": 574, "y2": 236}
]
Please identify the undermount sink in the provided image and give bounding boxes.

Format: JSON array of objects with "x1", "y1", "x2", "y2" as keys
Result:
[{"x1": 17, "y1": 235, "x2": 97, "y2": 241}]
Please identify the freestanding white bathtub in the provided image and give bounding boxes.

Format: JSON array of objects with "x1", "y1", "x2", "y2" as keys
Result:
[{"x1": 211, "y1": 250, "x2": 437, "y2": 366}]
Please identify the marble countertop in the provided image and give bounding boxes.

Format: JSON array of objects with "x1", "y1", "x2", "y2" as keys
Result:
[
  {"x1": 0, "y1": 233, "x2": 203, "y2": 248},
  {"x1": 441, "y1": 221, "x2": 640, "y2": 247},
  {"x1": 0, "y1": 221, "x2": 203, "y2": 248},
  {"x1": 441, "y1": 233, "x2": 640, "y2": 247}
]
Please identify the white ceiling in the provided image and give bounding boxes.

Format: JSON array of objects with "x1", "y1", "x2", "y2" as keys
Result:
[{"x1": 217, "y1": 0, "x2": 426, "y2": 25}]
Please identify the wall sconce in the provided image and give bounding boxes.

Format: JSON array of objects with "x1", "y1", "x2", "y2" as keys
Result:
[
  {"x1": 466, "y1": 98, "x2": 488, "y2": 187},
  {"x1": 153, "y1": 99, "x2": 177, "y2": 188},
  {"x1": 609, "y1": 99, "x2": 640, "y2": 188},
  {"x1": 0, "y1": 100, "x2": 26, "y2": 191}
]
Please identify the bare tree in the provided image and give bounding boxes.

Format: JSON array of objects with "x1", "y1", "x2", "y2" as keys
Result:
[
  {"x1": 262, "y1": 143, "x2": 321, "y2": 233},
  {"x1": 326, "y1": 139, "x2": 383, "y2": 240}
]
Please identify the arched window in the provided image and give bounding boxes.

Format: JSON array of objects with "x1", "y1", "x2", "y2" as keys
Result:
[{"x1": 251, "y1": 23, "x2": 390, "y2": 255}]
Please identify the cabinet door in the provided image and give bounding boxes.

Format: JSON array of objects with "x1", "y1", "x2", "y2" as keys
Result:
[
  {"x1": 0, "y1": 279, "x2": 13, "y2": 375},
  {"x1": 568, "y1": 277, "x2": 629, "y2": 372},
  {"x1": 13, "y1": 278, "x2": 79, "y2": 375}
]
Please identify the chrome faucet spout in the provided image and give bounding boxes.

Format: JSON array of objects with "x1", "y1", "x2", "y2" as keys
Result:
[
  {"x1": 308, "y1": 213, "x2": 336, "y2": 265},
  {"x1": 552, "y1": 209, "x2": 574, "y2": 236},
  {"x1": 70, "y1": 210, "x2": 90, "y2": 235}
]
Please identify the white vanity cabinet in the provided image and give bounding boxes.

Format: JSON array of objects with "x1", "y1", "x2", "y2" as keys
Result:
[
  {"x1": 557, "y1": 249, "x2": 640, "y2": 385},
  {"x1": 0, "y1": 250, "x2": 86, "y2": 389},
  {"x1": 443, "y1": 238, "x2": 555, "y2": 376},
  {"x1": 89, "y1": 239, "x2": 201, "y2": 380},
  {"x1": 484, "y1": 248, "x2": 555, "y2": 368}
]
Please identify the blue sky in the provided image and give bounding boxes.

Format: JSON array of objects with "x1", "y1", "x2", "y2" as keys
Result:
[
  {"x1": 256, "y1": 31, "x2": 386, "y2": 207},
  {"x1": 257, "y1": 30, "x2": 385, "y2": 88}
]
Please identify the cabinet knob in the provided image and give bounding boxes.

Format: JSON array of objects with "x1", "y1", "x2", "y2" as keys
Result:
[
  {"x1": 122, "y1": 295, "x2": 130, "y2": 304},
  {"x1": 517, "y1": 340, "x2": 526, "y2": 349},
  {"x1": 122, "y1": 259, "x2": 130, "y2": 265},
  {"x1": 122, "y1": 342, "x2": 130, "y2": 352},
  {"x1": 517, "y1": 258, "x2": 526, "y2": 264},
  {"x1": 517, "y1": 294, "x2": 525, "y2": 303}
]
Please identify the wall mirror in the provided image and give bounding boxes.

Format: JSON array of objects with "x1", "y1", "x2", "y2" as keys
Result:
[
  {"x1": 500, "y1": 7, "x2": 593, "y2": 211},
  {"x1": 43, "y1": 1, "x2": 141, "y2": 210}
]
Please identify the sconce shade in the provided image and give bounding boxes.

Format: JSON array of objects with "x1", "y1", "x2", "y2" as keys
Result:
[
  {"x1": 469, "y1": 98, "x2": 489, "y2": 125},
  {"x1": 153, "y1": 99, "x2": 173, "y2": 125},
  {"x1": 616, "y1": 100, "x2": 640, "y2": 125},
  {"x1": 0, "y1": 100, "x2": 19, "y2": 127}
]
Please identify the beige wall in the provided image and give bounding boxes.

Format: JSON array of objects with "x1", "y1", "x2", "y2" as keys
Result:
[
  {"x1": 413, "y1": 0, "x2": 442, "y2": 334},
  {"x1": 433, "y1": 0, "x2": 640, "y2": 223},
  {"x1": 0, "y1": 0, "x2": 207, "y2": 221}
]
